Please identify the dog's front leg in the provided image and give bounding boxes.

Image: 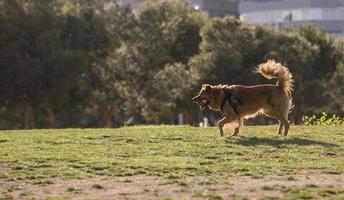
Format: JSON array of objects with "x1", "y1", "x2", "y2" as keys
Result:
[
  {"x1": 232, "y1": 118, "x2": 243, "y2": 136},
  {"x1": 218, "y1": 117, "x2": 227, "y2": 137},
  {"x1": 218, "y1": 116, "x2": 236, "y2": 137}
]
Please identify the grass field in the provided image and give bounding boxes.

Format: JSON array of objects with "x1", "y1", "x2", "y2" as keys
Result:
[{"x1": 0, "y1": 125, "x2": 344, "y2": 199}]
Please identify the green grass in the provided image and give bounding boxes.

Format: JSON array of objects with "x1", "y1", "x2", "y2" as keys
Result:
[
  {"x1": 0, "y1": 125, "x2": 343, "y2": 180},
  {"x1": 276, "y1": 185, "x2": 344, "y2": 200}
]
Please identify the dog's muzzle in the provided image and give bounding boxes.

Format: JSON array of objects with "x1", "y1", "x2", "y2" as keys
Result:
[{"x1": 192, "y1": 95, "x2": 209, "y2": 109}]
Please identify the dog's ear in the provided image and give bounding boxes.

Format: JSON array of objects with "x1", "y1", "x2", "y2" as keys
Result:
[{"x1": 202, "y1": 84, "x2": 212, "y2": 92}]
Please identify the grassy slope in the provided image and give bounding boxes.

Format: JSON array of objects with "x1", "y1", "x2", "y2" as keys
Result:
[{"x1": 0, "y1": 125, "x2": 343, "y2": 181}]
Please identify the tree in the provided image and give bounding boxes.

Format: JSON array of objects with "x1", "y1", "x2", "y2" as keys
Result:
[
  {"x1": 0, "y1": 0, "x2": 90, "y2": 128},
  {"x1": 112, "y1": 0, "x2": 206, "y2": 123},
  {"x1": 327, "y1": 43, "x2": 344, "y2": 113},
  {"x1": 295, "y1": 25, "x2": 344, "y2": 114}
]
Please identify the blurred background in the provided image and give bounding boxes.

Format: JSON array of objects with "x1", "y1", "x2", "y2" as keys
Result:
[{"x1": 0, "y1": 0, "x2": 343, "y2": 129}]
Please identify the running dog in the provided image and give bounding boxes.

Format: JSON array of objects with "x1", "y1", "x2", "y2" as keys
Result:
[{"x1": 192, "y1": 60, "x2": 294, "y2": 136}]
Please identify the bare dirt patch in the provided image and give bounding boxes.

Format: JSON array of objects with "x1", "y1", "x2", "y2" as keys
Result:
[
  {"x1": 0, "y1": 170, "x2": 343, "y2": 199},
  {"x1": 224, "y1": 170, "x2": 344, "y2": 199},
  {"x1": 0, "y1": 162, "x2": 10, "y2": 180}
]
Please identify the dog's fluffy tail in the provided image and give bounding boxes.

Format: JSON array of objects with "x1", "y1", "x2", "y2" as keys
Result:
[{"x1": 256, "y1": 60, "x2": 294, "y2": 96}]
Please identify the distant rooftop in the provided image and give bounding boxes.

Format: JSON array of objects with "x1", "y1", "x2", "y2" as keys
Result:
[
  {"x1": 117, "y1": 0, "x2": 238, "y2": 17},
  {"x1": 187, "y1": 0, "x2": 239, "y2": 17},
  {"x1": 117, "y1": 0, "x2": 141, "y2": 8}
]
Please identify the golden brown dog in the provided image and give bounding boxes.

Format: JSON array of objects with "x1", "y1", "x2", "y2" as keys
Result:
[{"x1": 192, "y1": 60, "x2": 294, "y2": 136}]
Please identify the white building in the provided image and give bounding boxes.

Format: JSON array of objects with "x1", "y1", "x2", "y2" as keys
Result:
[{"x1": 239, "y1": 0, "x2": 344, "y2": 36}]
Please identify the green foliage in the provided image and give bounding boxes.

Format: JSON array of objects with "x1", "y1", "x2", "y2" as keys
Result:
[
  {"x1": 0, "y1": 0, "x2": 343, "y2": 128},
  {"x1": 328, "y1": 54, "x2": 344, "y2": 112},
  {"x1": 111, "y1": 0, "x2": 206, "y2": 122},
  {"x1": 302, "y1": 112, "x2": 344, "y2": 126},
  {"x1": 294, "y1": 25, "x2": 344, "y2": 114}
]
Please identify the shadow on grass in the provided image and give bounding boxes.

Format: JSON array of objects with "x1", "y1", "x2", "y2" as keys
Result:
[{"x1": 226, "y1": 136, "x2": 339, "y2": 148}]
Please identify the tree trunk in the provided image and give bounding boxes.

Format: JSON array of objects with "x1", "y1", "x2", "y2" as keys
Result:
[
  {"x1": 24, "y1": 104, "x2": 35, "y2": 129},
  {"x1": 47, "y1": 106, "x2": 57, "y2": 128},
  {"x1": 290, "y1": 107, "x2": 302, "y2": 125},
  {"x1": 97, "y1": 102, "x2": 115, "y2": 128}
]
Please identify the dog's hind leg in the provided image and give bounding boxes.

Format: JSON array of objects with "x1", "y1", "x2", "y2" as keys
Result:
[
  {"x1": 282, "y1": 119, "x2": 289, "y2": 136},
  {"x1": 282, "y1": 112, "x2": 290, "y2": 136},
  {"x1": 275, "y1": 113, "x2": 289, "y2": 136},
  {"x1": 268, "y1": 96, "x2": 290, "y2": 136},
  {"x1": 263, "y1": 107, "x2": 283, "y2": 135},
  {"x1": 279, "y1": 101, "x2": 291, "y2": 136},
  {"x1": 277, "y1": 122, "x2": 283, "y2": 135}
]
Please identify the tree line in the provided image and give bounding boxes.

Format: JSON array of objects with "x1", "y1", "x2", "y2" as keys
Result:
[{"x1": 0, "y1": 0, "x2": 343, "y2": 129}]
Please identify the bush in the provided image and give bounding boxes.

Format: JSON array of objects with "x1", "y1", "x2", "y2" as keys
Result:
[{"x1": 302, "y1": 112, "x2": 344, "y2": 126}]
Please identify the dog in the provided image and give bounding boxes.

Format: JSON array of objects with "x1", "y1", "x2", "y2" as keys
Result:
[{"x1": 192, "y1": 60, "x2": 294, "y2": 137}]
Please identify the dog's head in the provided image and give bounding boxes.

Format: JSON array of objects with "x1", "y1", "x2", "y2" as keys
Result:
[{"x1": 192, "y1": 84, "x2": 219, "y2": 110}]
